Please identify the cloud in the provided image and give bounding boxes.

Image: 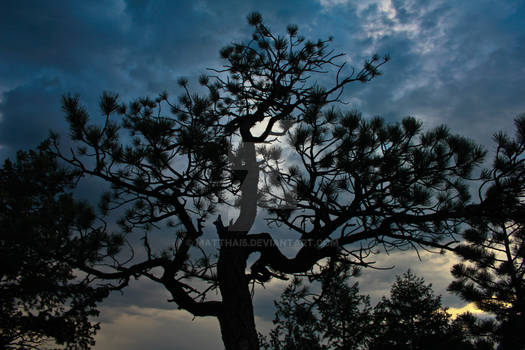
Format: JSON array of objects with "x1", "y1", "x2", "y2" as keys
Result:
[
  {"x1": 253, "y1": 279, "x2": 291, "y2": 322},
  {"x1": 350, "y1": 249, "x2": 465, "y2": 307},
  {"x1": 0, "y1": 77, "x2": 66, "y2": 157},
  {"x1": 95, "y1": 304, "x2": 277, "y2": 350},
  {"x1": 318, "y1": 0, "x2": 350, "y2": 10},
  {"x1": 95, "y1": 306, "x2": 222, "y2": 350},
  {"x1": 448, "y1": 303, "x2": 485, "y2": 319},
  {"x1": 0, "y1": 0, "x2": 130, "y2": 88},
  {"x1": 101, "y1": 278, "x2": 180, "y2": 314},
  {"x1": 333, "y1": 0, "x2": 525, "y2": 146}
]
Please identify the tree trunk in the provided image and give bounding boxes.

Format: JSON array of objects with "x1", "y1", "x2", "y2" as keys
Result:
[
  {"x1": 216, "y1": 140, "x2": 260, "y2": 349},
  {"x1": 217, "y1": 243, "x2": 259, "y2": 350}
]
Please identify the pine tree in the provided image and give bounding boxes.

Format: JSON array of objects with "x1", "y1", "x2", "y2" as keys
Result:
[
  {"x1": 264, "y1": 269, "x2": 480, "y2": 350},
  {"x1": 449, "y1": 116, "x2": 525, "y2": 350},
  {"x1": 316, "y1": 264, "x2": 372, "y2": 350},
  {"x1": 369, "y1": 270, "x2": 456, "y2": 350},
  {"x1": 0, "y1": 145, "x2": 114, "y2": 349},
  {"x1": 263, "y1": 263, "x2": 372, "y2": 350},
  {"x1": 265, "y1": 278, "x2": 324, "y2": 350}
]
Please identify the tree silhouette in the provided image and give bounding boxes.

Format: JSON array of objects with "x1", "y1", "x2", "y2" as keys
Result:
[
  {"x1": 316, "y1": 264, "x2": 372, "y2": 350},
  {"x1": 449, "y1": 116, "x2": 525, "y2": 350},
  {"x1": 0, "y1": 145, "x2": 113, "y2": 349},
  {"x1": 47, "y1": 13, "x2": 501, "y2": 349},
  {"x1": 262, "y1": 263, "x2": 371, "y2": 350},
  {"x1": 369, "y1": 270, "x2": 471, "y2": 350},
  {"x1": 263, "y1": 269, "x2": 481, "y2": 350},
  {"x1": 263, "y1": 277, "x2": 325, "y2": 350}
]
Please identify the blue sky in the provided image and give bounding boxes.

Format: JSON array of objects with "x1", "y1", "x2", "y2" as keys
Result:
[{"x1": 1, "y1": 0, "x2": 524, "y2": 349}]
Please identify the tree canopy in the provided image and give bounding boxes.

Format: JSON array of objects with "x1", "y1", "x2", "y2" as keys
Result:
[
  {"x1": 263, "y1": 269, "x2": 484, "y2": 350},
  {"x1": 370, "y1": 270, "x2": 460, "y2": 350},
  {"x1": 449, "y1": 116, "x2": 525, "y2": 349},
  {"x1": 263, "y1": 263, "x2": 371, "y2": 350},
  {"x1": 0, "y1": 145, "x2": 112, "y2": 349},
  {"x1": 264, "y1": 277, "x2": 325, "y2": 350}
]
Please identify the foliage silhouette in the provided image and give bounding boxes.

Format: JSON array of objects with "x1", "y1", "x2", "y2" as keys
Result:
[
  {"x1": 318, "y1": 265, "x2": 372, "y2": 350},
  {"x1": 369, "y1": 270, "x2": 474, "y2": 350},
  {"x1": 263, "y1": 269, "x2": 483, "y2": 350},
  {"x1": 0, "y1": 145, "x2": 112, "y2": 349},
  {"x1": 262, "y1": 263, "x2": 371, "y2": 350},
  {"x1": 449, "y1": 116, "x2": 525, "y2": 350},
  {"x1": 264, "y1": 277, "x2": 325, "y2": 350}
]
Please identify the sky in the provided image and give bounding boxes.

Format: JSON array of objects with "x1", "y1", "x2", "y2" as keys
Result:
[{"x1": 1, "y1": 0, "x2": 524, "y2": 349}]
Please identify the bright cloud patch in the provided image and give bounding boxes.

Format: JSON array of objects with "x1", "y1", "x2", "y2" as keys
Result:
[
  {"x1": 318, "y1": 0, "x2": 350, "y2": 10},
  {"x1": 448, "y1": 303, "x2": 486, "y2": 319}
]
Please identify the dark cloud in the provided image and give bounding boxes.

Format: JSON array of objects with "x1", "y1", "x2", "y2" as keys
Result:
[
  {"x1": 341, "y1": 0, "x2": 525, "y2": 143},
  {"x1": 100, "y1": 279, "x2": 179, "y2": 319},
  {"x1": 0, "y1": 1, "x2": 128, "y2": 84},
  {"x1": 0, "y1": 77, "x2": 65, "y2": 157}
]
